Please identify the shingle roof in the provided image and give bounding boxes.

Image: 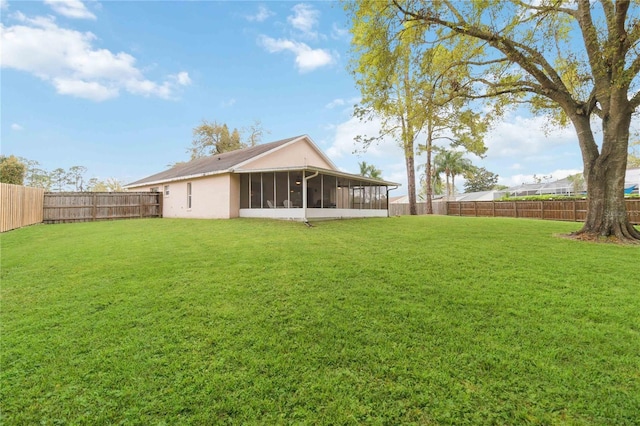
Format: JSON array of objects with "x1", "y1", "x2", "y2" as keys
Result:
[{"x1": 126, "y1": 135, "x2": 304, "y2": 187}]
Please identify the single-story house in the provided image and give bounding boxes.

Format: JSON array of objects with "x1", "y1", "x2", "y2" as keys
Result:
[{"x1": 125, "y1": 135, "x2": 400, "y2": 221}]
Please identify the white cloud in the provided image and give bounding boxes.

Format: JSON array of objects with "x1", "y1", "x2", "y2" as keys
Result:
[
  {"x1": 325, "y1": 96, "x2": 360, "y2": 112},
  {"x1": 53, "y1": 77, "x2": 117, "y2": 101},
  {"x1": 258, "y1": 35, "x2": 334, "y2": 73},
  {"x1": 171, "y1": 71, "x2": 191, "y2": 86},
  {"x1": 44, "y1": 0, "x2": 96, "y2": 20},
  {"x1": 331, "y1": 23, "x2": 349, "y2": 40},
  {"x1": 325, "y1": 98, "x2": 345, "y2": 109},
  {"x1": 0, "y1": 0, "x2": 8, "y2": 11},
  {"x1": 220, "y1": 98, "x2": 236, "y2": 108},
  {"x1": 0, "y1": 13, "x2": 189, "y2": 101},
  {"x1": 327, "y1": 114, "x2": 403, "y2": 159},
  {"x1": 11, "y1": 123, "x2": 23, "y2": 131},
  {"x1": 485, "y1": 113, "x2": 575, "y2": 158},
  {"x1": 245, "y1": 5, "x2": 274, "y2": 23},
  {"x1": 287, "y1": 3, "x2": 320, "y2": 39}
]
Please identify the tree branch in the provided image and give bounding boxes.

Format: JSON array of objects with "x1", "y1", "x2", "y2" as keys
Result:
[{"x1": 392, "y1": 0, "x2": 575, "y2": 107}]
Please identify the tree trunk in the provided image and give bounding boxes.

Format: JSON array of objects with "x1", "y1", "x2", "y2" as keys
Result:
[
  {"x1": 425, "y1": 135, "x2": 433, "y2": 214},
  {"x1": 451, "y1": 174, "x2": 456, "y2": 200},
  {"x1": 574, "y1": 108, "x2": 640, "y2": 242},
  {"x1": 445, "y1": 173, "x2": 450, "y2": 200},
  {"x1": 406, "y1": 154, "x2": 417, "y2": 215}
]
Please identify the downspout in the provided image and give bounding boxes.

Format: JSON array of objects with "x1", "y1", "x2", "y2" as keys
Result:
[
  {"x1": 303, "y1": 171, "x2": 319, "y2": 222},
  {"x1": 387, "y1": 185, "x2": 399, "y2": 217}
]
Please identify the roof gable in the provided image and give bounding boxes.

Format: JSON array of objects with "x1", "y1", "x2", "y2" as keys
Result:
[{"x1": 237, "y1": 135, "x2": 338, "y2": 171}]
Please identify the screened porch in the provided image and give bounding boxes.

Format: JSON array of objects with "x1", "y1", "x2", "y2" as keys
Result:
[{"x1": 238, "y1": 169, "x2": 396, "y2": 220}]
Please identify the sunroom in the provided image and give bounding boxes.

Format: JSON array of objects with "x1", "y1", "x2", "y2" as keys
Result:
[{"x1": 237, "y1": 166, "x2": 399, "y2": 220}]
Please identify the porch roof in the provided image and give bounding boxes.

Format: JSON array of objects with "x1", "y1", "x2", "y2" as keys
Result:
[{"x1": 233, "y1": 165, "x2": 401, "y2": 188}]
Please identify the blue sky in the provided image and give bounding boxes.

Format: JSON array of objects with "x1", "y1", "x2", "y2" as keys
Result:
[{"x1": 1, "y1": 0, "x2": 595, "y2": 193}]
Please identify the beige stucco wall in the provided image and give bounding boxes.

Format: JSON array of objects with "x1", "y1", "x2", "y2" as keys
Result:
[
  {"x1": 228, "y1": 174, "x2": 240, "y2": 218},
  {"x1": 129, "y1": 173, "x2": 233, "y2": 219},
  {"x1": 242, "y1": 139, "x2": 335, "y2": 170}
]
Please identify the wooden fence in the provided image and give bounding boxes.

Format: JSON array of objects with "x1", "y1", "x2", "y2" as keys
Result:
[
  {"x1": 1, "y1": 183, "x2": 45, "y2": 232},
  {"x1": 43, "y1": 192, "x2": 162, "y2": 224},
  {"x1": 389, "y1": 201, "x2": 447, "y2": 216},
  {"x1": 446, "y1": 199, "x2": 640, "y2": 225}
]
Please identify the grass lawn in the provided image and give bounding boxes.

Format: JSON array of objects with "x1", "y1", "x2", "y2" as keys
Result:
[{"x1": 1, "y1": 216, "x2": 639, "y2": 425}]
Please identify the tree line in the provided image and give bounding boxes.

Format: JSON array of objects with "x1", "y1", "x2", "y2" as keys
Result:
[{"x1": 0, "y1": 156, "x2": 124, "y2": 192}]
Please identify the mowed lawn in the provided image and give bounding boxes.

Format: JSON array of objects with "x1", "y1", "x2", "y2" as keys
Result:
[{"x1": 1, "y1": 216, "x2": 638, "y2": 425}]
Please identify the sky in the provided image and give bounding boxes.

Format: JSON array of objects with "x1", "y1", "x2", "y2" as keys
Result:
[{"x1": 0, "y1": 0, "x2": 607, "y2": 194}]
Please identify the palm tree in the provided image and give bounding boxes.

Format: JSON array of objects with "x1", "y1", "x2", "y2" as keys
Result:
[
  {"x1": 433, "y1": 150, "x2": 474, "y2": 199},
  {"x1": 358, "y1": 161, "x2": 383, "y2": 179}
]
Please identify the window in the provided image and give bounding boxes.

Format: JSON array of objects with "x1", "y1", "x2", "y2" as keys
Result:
[
  {"x1": 164, "y1": 185, "x2": 170, "y2": 196},
  {"x1": 187, "y1": 183, "x2": 192, "y2": 209},
  {"x1": 150, "y1": 187, "x2": 159, "y2": 193}
]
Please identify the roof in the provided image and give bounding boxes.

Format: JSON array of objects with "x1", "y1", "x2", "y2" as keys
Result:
[
  {"x1": 455, "y1": 190, "x2": 507, "y2": 202},
  {"x1": 126, "y1": 135, "x2": 310, "y2": 187}
]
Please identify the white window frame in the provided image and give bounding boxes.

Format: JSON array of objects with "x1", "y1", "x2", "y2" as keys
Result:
[
  {"x1": 187, "y1": 182, "x2": 192, "y2": 209},
  {"x1": 164, "y1": 185, "x2": 170, "y2": 196}
]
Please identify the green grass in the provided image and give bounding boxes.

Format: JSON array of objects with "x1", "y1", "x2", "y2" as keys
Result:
[{"x1": 1, "y1": 216, "x2": 639, "y2": 425}]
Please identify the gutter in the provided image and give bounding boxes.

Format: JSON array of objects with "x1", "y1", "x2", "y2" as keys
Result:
[
  {"x1": 303, "y1": 171, "x2": 320, "y2": 223},
  {"x1": 386, "y1": 185, "x2": 399, "y2": 217}
]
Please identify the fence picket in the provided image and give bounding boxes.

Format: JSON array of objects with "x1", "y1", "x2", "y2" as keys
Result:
[{"x1": 0, "y1": 183, "x2": 45, "y2": 232}]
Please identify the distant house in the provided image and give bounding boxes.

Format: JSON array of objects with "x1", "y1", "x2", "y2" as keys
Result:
[
  {"x1": 507, "y1": 168, "x2": 639, "y2": 197},
  {"x1": 454, "y1": 190, "x2": 507, "y2": 202},
  {"x1": 125, "y1": 135, "x2": 400, "y2": 221}
]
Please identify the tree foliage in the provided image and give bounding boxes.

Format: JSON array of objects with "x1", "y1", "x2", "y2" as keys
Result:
[
  {"x1": 68, "y1": 166, "x2": 88, "y2": 191},
  {"x1": 387, "y1": 0, "x2": 640, "y2": 241},
  {"x1": 346, "y1": 1, "x2": 492, "y2": 214},
  {"x1": 433, "y1": 149, "x2": 474, "y2": 198},
  {"x1": 358, "y1": 161, "x2": 383, "y2": 179},
  {"x1": 567, "y1": 173, "x2": 586, "y2": 194},
  {"x1": 86, "y1": 177, "x2": 125, "y2": 192},
  {"x1": 7, "y1": 157, "x2": 120, "y2": 192},
  {"x1": 0, "y1": 155, "x2": 26, "y2": 185},
  {"x1": 463, "y1": 167, "x2": 500, "y2": 193},
  {"x1": 189, "y1": 119, "x2": 269, "y2": 160}
]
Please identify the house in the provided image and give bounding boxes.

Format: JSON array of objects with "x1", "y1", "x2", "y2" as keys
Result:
[
  {"x1": 454, "y1": 190, "x2": 507, "y2": 202},
  {"x1": 125, "y1": 135, "x2": 400, "y2": 221},
  {"x1": 507, "y1": 168, "x2": 640, "y2": 197}
]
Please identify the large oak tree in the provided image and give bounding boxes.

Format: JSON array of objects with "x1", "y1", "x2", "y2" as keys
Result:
[{"x1": 387, "y1": 0, "x2": 640, "y2": 241}]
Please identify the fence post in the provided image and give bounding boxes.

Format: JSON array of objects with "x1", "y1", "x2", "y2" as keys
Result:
[
  {"x1": 492, "y1": 201, "x2": 495, "y2": 218},
  {"x1": 573, "y1": 200, "x2": 577, "y2": 222},
  {"x1": 474, "y1": 201, "x2": 477, "y2": 217},
  {"x1": 514, "y1": 201, "x2": 518, "y2": 218},
  {"x1": 139, "y1": 194, "x2": 143, "y2": 218},
  {"x1": 540, "y1": 201, "x2": 544, "y2": 220},
  {"x1": 92, "y1": 193, "x2": 97, "y2": 220}
]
